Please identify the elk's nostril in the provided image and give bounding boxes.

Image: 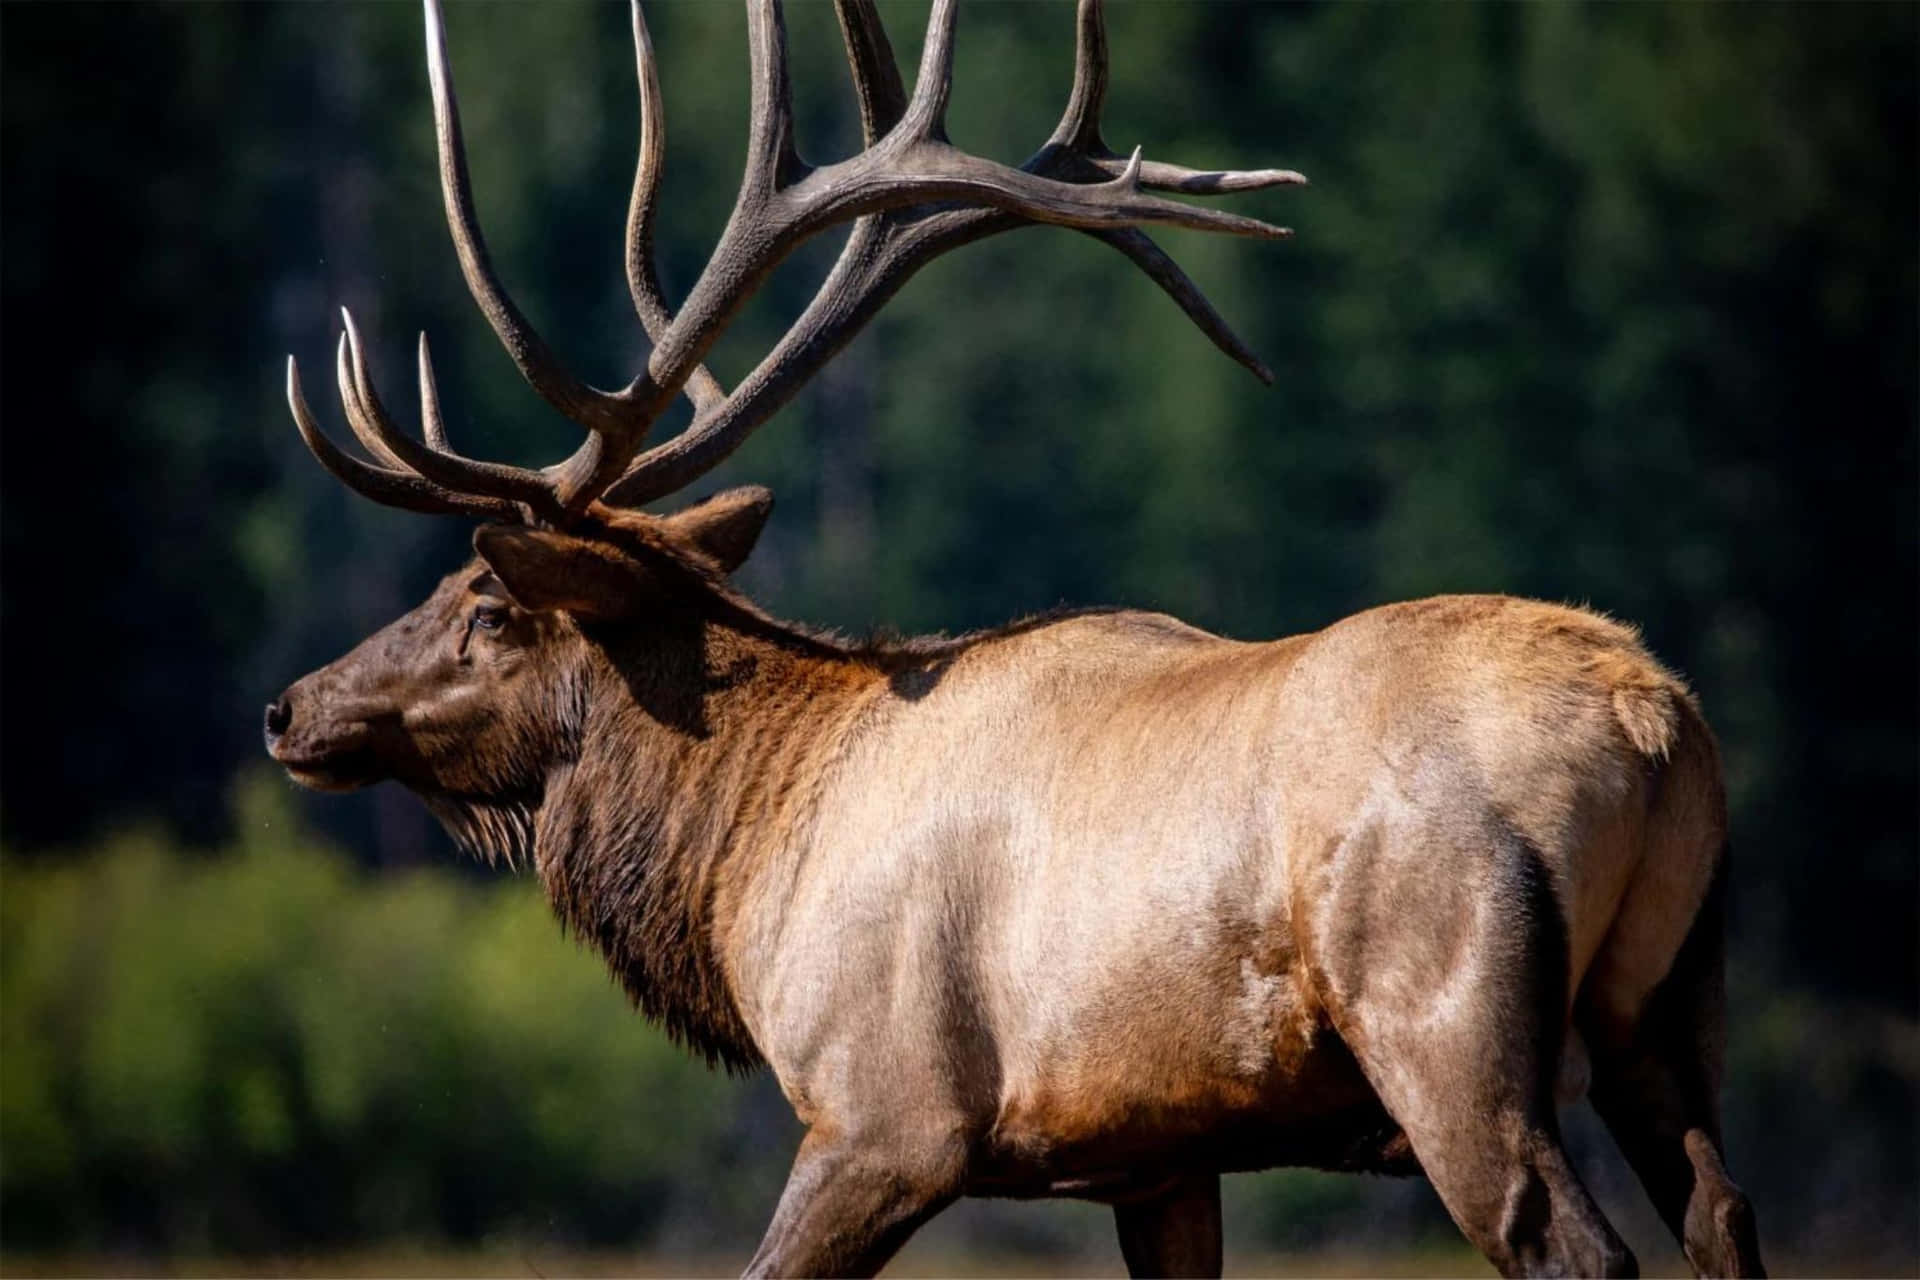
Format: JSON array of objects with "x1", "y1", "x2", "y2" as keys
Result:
[{"x1": 264, "y1": 697, "x2": 293, "y2": 739}]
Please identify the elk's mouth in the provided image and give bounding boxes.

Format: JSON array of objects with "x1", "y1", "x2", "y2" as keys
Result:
[{"x1": 270, "y1": 737, "x2": 382, "y2": 792}]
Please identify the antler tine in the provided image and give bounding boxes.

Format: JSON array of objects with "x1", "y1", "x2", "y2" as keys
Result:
[
  {"x1": 325, "y1": 310, "x2": 410, "y2": 470},
  {"x1": 286, "y1": 357, "x2": 520, "y2": 522},
  {"x1": 624, "y1": 0, "x2": 725, "y2": 416},
  {"x1": 336, "y1": 311, "x2": 565, "y2": 520},
  {"x1": 742, "y1": 0, "x2": 807, "y2": 193},
  {"x1": 1048, "y1": 0, "x2": 1306, "y2": 196},
  {"x1": 833, "y1": 0, "x2": 907, "y2": 148},
  {"x1": 900, "y1": 0, "x2": 958, "y2": 142},
  {"x1": 1052, "y1": 0, "x2": 1109, "y2": 154},
  {"x1": 1085, "y1": 228, "x2": 1274, "y2": 384},
  {"x1": 337, "y1": 351, "x2": 410, "y2": 475},
  {"x1": 1113, "y1": 160, "x2": 1310, "y2": 196},
  {"x1": 416, "y1": 332, "x2": 452, "y2": 452},
  {"x1": 422, "y1": 0, "x2": 645, "y2": 441}
]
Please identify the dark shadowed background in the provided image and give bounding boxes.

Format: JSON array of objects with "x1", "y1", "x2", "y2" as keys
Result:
[{"x1": 2, "y1": 1, "x2": 1914, "y2": 1273}]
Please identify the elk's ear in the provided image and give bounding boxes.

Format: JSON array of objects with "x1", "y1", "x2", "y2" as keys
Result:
[
  {"x1": 662, "y1": 485, "x2": 773, "y2": 574},
  {"x1": 472, "y1": 526, "x2": 648, "y2": 620}
]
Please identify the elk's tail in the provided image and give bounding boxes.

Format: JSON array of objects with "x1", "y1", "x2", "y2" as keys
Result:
[
  {"x1": 1612, "y1": 681, "x2": 1681, "y2": 762},
  {"x1": 1582, "y1": 671, "x2": 1727, "y2": 1044}
]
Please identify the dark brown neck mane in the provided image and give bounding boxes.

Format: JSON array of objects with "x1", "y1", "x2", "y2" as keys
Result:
[{"x1": 533, "y1": 600, "x2": 878, "y2": 1071}]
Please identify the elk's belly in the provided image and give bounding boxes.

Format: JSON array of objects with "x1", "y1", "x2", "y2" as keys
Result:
[{"x1": 968, "y1": 960, "x2": 1410, "y2": 1197}]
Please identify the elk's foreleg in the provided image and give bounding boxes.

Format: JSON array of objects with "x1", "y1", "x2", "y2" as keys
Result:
[
  {"x1": 1112, "y1": 1173, "x2": 1223, "y2": 1278},
  {"x1": 742, "y1": 1126, "x2": 966, "y2": 1279}
]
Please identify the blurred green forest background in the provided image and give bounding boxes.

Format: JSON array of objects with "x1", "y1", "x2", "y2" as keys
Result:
[{"x1": 2, "y1": 0, "x2": 1914, "y2": 1272}]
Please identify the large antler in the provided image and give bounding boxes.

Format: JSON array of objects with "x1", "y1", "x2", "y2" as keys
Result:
[{"x1": 288, "y1": 0, "x2": 1303, "y2": 525}]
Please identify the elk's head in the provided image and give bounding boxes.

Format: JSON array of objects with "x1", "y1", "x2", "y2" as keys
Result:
[
  {"x1": 265, "y1": 0, "x2": 1298, "y2": 825},
  {"x1": 264, "y1": 491, "x2": 772, "y2": 797}
]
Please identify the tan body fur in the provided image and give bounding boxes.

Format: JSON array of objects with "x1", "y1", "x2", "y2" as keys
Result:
[{"x1": 694, "y1": 597, "x2": 1721, "y2": 1194}]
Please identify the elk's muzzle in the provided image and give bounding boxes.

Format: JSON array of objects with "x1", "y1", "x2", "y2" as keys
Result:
[{"x1": 264, "y1": 670, "x2": 386, "y2": 792}]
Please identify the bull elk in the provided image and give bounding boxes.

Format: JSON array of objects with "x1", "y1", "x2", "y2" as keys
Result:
[{"x1": 265, "y1": 1, "x2": 1765, "y2": 1275}]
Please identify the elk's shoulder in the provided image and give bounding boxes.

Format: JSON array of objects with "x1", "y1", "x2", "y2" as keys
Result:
[
  {"x1": 865, "y1": 607, "x2": 1241, "y2": 710},
  {"x1": 1023, "y1": 607, "x2": 1225, "y2": 647},
  {"x1": 876, "y1": 605, "x2": 1225, "y2": 665}
]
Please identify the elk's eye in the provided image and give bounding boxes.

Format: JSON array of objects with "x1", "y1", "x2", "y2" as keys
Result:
[{"x1": 473, "y1": 603, "x2": 509, "y2": 632}]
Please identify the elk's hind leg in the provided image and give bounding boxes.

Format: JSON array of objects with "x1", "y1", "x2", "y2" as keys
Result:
[
  {"x1": 1585, "y1": 871, "x2": 1764, "y2": 1279},
  {"x1": 743, "y1": 1125, "x2": 966, "y2": 1278},
  {"x1": 1308, "y1": 826, "x2": 1633, "y2": 1277},
  {"x1": 1112, "y1": 1173, "x2": 1223, "y2": 1278}
]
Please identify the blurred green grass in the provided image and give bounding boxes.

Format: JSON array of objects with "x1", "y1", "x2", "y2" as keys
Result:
[{"x1": 1, "y1": 776, "x2": 780, "y2": 1258}]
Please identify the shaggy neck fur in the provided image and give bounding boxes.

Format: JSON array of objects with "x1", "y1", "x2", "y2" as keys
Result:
[
  {"x1": 424, "y1": 791, "x2": 539, "y2": 870},
  {"x1": 529, "y1": 604, "x2": 879, "y2": 1071}
]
